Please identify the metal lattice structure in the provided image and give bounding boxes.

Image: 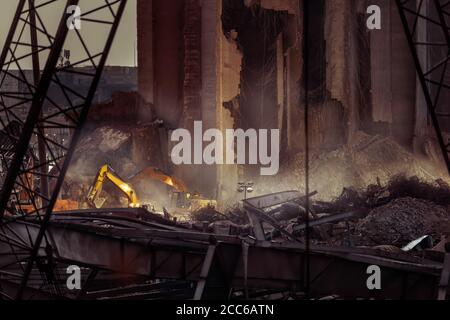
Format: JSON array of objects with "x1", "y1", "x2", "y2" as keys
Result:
[
  {"x1": 0, "y1": 0, "x2": 127, "y2": 300},
  {"x1": 396, "y1": 0, "x2": 450, "y2": 175}
]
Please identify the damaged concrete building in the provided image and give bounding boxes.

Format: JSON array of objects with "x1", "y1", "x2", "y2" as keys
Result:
[
  {"x1": 1, "y1": 0, "x2": 450, "y2": 301},
  {"x1": 116, "y1": 0, "x2": 447, "y2": 203}
]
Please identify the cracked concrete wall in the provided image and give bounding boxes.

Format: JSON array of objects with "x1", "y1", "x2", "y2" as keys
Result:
[
  {"x1": 190, "y1": 0, "x2": 242, "y2": 200},
  {"x1": 369, "y1": 0, "x2": 417, "y2": 149},
  {"x1": 325, "y1": 1, "x2": 347, "y2": 105},
  {"x1": 218, "y1": 0, "x2": 352, "y2": 154},
  {"x1": 325, "y1": 0, "x2": 361, "y2": 145},
  {"x1": 283, "y1": 1, "x2": 303, "y2": 153},
  {"x1": 135, "y1": 0, "x2": 423, "y2": 200},
  {"x1": 284, "y1": 0, "x2": 350, "y2": 153},
  {"x1": 217, "y1": 1, "x2": 242, "y2": 203},
  {"x1": 151, "y1": 0, "x2": 185, "y2": 128}
]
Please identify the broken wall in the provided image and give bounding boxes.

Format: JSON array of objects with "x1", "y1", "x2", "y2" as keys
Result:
[
  {"x1": 324, "y1": 0, "x2": 363, "y2": 146},
  {"x1": 133, "y1": 0, "x2": 431, "y2": 202},
  {"x1": 81, "y1": 92, "x2": 165, "y2": 173},
  {"x1": 370, "y1": 0, "x2": 417, "y2": 149}
]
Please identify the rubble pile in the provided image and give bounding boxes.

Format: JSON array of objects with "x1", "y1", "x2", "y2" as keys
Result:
[
  {"x1": 258, "y1": 132, "x2": 449, "y2": 200},
  {"x1": 191, "y1": 206, "x2": 227, "y2": 223},
  {"x1": 386, "y1": 175, "x2": 450, "y2": 206},
  {"x1": 191, "y1": 205, "x2": 251, "y2": 235},
  {"x1": 326, "y1": 175, "x2": 450, "y2": 213},
  {"x1": 64, "y1": 122, "x2": 166, "y2": 205},
  {"x1": 307, "y1": 176, "x2": 450, "y2": 247},
  {"x1": 354, "y1": 197, "x2": 449, "y2": 246},
  {"x1": 202, "y1": 175, "x2": 450, "y2": 251},
  {"x1": 67, "y1": 126, "x2": 135, "y2": 180},
  {"x1": 64, "y1": 126, "x2": 450, "y2": 252}
]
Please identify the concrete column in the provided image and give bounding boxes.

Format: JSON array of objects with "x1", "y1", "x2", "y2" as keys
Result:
[
  {"x1": 200, "y1": 0, "x2": 220, "y2": 197},
  {"x1": 137, "y1": 0, "x2": 153, "y2": 104},
  {"x1": 369, "y1": 0, "x2": 416, "y2": 147},
  {"x1": 217, "y1": 0, "x2": 241, "y2": 204},
  {"x1": 152, "y1": 0, "x2": 184, "y2": 128},
  {"x1": 325, "y1": 0, "x2": 360, "y2": 144},
  {"x1": 371, "y1": 0, "x2": 393, "y2": 124},
  {"x1": 391, "y1": 0, "x2": 416, "y2": 148}
]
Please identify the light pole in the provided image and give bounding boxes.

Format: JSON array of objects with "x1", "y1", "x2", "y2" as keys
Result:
[{"x1": 237, "y1": 182, "x2": 254, "y2": 200}]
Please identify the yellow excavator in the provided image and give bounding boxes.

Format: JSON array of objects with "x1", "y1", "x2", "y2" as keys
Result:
[
  {"x1": 87, "y1": 164, "x2": 142, "y2": 209},
  {"x1": 87, "y1": 164, "x2": 216, "y2": 211},
  {"x1": 129, "y1": 167, "x2": 217, "y2": 211}
]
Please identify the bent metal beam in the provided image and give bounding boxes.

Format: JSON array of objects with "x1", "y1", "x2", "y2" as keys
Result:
[{"x1": 0, "y1": 211, "x2": 442, "y2": 300}]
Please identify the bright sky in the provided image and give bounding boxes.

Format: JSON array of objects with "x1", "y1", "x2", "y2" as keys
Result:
[{"x1": 0, "y1": 0, "x2": 137, "y2": 67}]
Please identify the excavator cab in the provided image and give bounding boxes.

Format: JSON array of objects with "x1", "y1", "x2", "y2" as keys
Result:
[
  {"x1": 170, "y1": 191, "x2": 192, "y2": 209},
  {"x1": 131, "y1": 167, "x2": 190, "y2": 209},
  {"x1": 169, "y1": 190, "x2": 217, "y2": 211}
]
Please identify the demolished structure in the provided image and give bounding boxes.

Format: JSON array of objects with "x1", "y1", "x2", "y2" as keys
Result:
[{"x1": 0, "y1": 0, "x2": 449, "y2": 300}]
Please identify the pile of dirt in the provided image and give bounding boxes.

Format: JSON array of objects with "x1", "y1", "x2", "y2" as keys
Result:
[
  {"x1": 76, "y1": 127, "x2": 131, "y2": 156},
  {"x1": 387, "y1": 175, "x2": 450, "y2": 206},
  {"x1": 354, "y1": 197, "x2": 450, "y2": 247},
  {"x1": 191, "y1": 206, "x2": 226, "y2": 223},
  {"x1": 191, "y1": 205, "x2": 251, "y2": 235},
  {"x1": 257, "y1": 132, "x2": 448, "y2": 200},
  {"x1": 241, "y1": 175, "x2": 450, "y2": 247},
  {"x1": 322, "y1": 175, "x2": 450, "y2": 214},
  {"x1": 192, "y1": 205, "x2": 249, "y2": 225}
]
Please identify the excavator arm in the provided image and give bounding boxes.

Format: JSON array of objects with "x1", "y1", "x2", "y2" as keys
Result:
[
  {"x1": 87, "y1": 165, "x2": 139, "y2": 208},
  {"x1": 130, "y1": 167, "x2": 188, "y2": 193},
  {"x1": 130, "y1": 167, "x2": 216, "y2": 210}
]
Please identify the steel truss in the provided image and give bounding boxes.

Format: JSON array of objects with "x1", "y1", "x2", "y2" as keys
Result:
[
  {"x1": 0, "y1": 0, "x2": 127, "y2": 300},
  {"x1": 0, "y1": 208, "x2": 442, "y2": 300},
  {"x1": 396, "y1": 0, "x2": 450, "y2": 175}
]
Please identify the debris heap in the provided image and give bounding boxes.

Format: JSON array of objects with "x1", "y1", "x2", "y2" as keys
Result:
[{"x1": 354, "y1": 197, "x2": 449, "y2": 247}]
